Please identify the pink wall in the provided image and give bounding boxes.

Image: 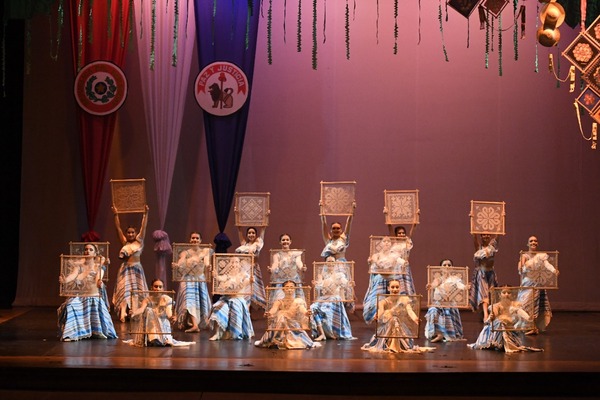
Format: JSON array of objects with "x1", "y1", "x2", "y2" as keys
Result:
[{"x1": 16, "y1": 1, "x2": 600, "y2": 310}]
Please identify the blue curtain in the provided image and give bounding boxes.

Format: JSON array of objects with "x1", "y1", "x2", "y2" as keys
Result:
[{"x1": 193, "y1": 0, "x2": 260, "y2": 252}]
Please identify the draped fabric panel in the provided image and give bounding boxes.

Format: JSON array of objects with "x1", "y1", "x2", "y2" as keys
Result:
[
  {"x1": 193, "y1": 0, "x2": 260, "y2": 237},
  {"x1": 69, "y1": 0, "x2": 132, "y2": 239},
  {"x1": 133, "y1": 0, "x2": 197, "y2": 229}
]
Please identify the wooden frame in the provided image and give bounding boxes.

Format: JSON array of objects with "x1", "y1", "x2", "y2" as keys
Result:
[
  {"x1": 489, "y1": 286, "x2": 535, "y2": 332},
  {"x1": 368, "y1": 236, "x2": 409, "y2": 275},
  {"x1": 375, "y1": 294, "x2": 421, "y2": 339},
  {"x1": 59, "y1": 254, "x2": 101, "y2": 297},
  {"x1": 481, "y1": 0, "x2": 509, "y2": 18},
  {"x1": 576, "y1": 86, "x2": 600, "y2": 114},
  {"x1": 268, "y1": 249, "x2": 306, "y2": 284},
  {"x1": 265, "y1": 285, "x2": 311, "y2": 332},
  {"x1": 383, "y1": 189, "x2": 419, "y2": 226},
  {"x1": 470, "y1": 200, "x2": 506, "y2": 235},
  {"x1": 426, "y1": 266, "x2": 469, "y2": 308},
  {"x1": 172, "y1": 243, "x2": 212, "y2": 282},
  {"x1": 320, "y1": 181, "x2": 356, "y2": 216},
  {"x1": 562, "y1": 33, "x2": 600, "y2": 73},
  {"x1": 69, "y1": 241, "x2": 110, "y2": 282},
  {"x1": 110, "y1": 178, "x2": 146, "y2": 214},
  {"x1": 211, "y1": 253, "x2": 254, "y2": 296},
  {"x1": 519, "y1": 250, "x2": 559, "y2": 289},
  {"x1": 128, "y1": 289, "x2": 176, "y2": 335},
  {"x1": 234, "y1": 192, "x2": 270, "y2": 227},
  {"x1": 312, "y1": 261, "x2": 355, "y2": 303}
]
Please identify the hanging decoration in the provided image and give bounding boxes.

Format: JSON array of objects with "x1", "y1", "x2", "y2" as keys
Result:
[
  {"x1": 549, "y1": 11, "x2": 600, "y2": 149},
  {"x1": 69, "y1": 0, "x2": 133, "y2": 240},
  {"x1": 73, "y1": 60, "x2": 127, "y2": 116},
  {"x1": 194, "y1": 0, "x2": 261, "y2": 247},
  {"x1": 195, "y1": 61, "x2": 249, "y2": 116},
  {"x1": 537, "y1": 1, "x2": 566, "y2": 47}
]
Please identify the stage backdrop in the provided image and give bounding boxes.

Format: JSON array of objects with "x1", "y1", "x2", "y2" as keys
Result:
[{"x1": 15, "y1": 1, "x2": 600, "y2": 311}]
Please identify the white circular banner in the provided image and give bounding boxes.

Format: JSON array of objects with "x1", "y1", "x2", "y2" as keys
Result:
[
  {"x1": 195, "y1": 61, "x2": 249, "y2": 116},
  {"x1": 74, "y1": 60, "x2": 128, "y2": 116}
]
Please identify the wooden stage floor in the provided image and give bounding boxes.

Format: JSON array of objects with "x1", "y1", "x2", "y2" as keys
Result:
[{"x1": 0, "y1": 307, "x2": 599, "y2": 399}]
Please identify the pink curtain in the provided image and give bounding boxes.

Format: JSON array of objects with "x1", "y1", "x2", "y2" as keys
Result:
[
  {"x1": 133, "y1": 1, "x2": 196, "y2": 283},
  {"x1": 69, "y1": 0, "x2": 132, "y2": 239}
]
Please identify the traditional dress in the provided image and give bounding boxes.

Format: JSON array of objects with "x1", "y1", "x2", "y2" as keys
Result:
[
  {"x1": 424, "y1": 273, "x2": 466, "y2": 341},
  {"x1": 310, "y1": 295, "x2": 354, "y2": 340},
  {"x1": 236, "y1": 238, "x2": 267, "y2": 310},
  {"x1": 125, "y1": 293, "x2": 193, "y2": 347},
  {"x1": 255, "y1": 297, "x2": 320, "y2": 349},
  {"x1": 363, "y1": 250, "x2": 408, "y2": 324},
  {"x1": 174, "y1": 248, "x2": 212, "y2": 331},
  {"x1": 268, "y1": 249, "x2": 306, "y2": 305},
  {"x1": 469, "y1": 238, "x2": 499, "y2": 312},
  {"x1": 390, "y1": 238, "x2": 416, "y2": 295},
  {"x1": 209, "y1": 295, "x2": 254, "y2": 340},
  {"x1": 362, "y1": 296, "x2": 434, "y2": 353},
  {"x1": 112, "y1": 240, "x2": 148, "y2": 320},
  {"x1": 58, "y1": 258, "x2": 117, "y2": 341},
  {"x1": 321, "y1": 235, "x2": 349, "y2": 261},
  {"x1": 517, "y1": 252, "x2": 557, "y2": 332},
  {"x1": 468, "y1": 301, "x2": 542, "y2": 353}
]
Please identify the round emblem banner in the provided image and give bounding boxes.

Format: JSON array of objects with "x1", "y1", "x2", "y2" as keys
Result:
[
  {"x1": 195, "y1": 61, "x2": 249, "y2": 116},
  {"x1": 74, "y1": 60, "x2": 128, "y2": 116}
]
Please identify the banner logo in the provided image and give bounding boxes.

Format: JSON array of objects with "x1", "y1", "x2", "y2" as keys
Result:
[
  {"x1": 74, "y1": 60, "x2": 128, "y2": 116},
  {"x1": 195, "y1": 62, "x2": 249, "y2": 116}
]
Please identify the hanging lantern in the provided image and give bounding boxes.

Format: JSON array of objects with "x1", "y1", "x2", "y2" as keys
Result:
[{"x1": 537, "y1": 1, "x2": 566, "y2": 47}]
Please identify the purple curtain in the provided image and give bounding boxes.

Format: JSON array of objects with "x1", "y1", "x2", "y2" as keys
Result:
[{"x1": 193, "y1": 0, "x2": 260, "y2": 247}]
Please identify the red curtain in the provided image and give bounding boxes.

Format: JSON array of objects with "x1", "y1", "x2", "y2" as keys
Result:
[{"x1": 69, "y1": 0, "x2": 131, "y2": 238}]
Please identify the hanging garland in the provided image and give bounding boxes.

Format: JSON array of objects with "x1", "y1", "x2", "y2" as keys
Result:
[
  {"x1": 312, "y1": 0, "x2": 317, "y2": 69},
  {"x1": 393, "y1": 0, "x2": 398, "y2": 55},
  {"x1": 345, "y1": 0, "x2": 349, "y2": 60},
  {"x1": 438, "y1": 0, "x2": 448, "y2": 62},
  {"x1": 297, "y1": 0, "x2": 302, "y2": 52},
  {"x1": 283, "y1": 0, "x2": 287, "y2": 44},
  {"x1": 498, "y1": 13, "x2": 503, "y2": 76},
  {"x1": 267, "y1": 0, "x2": 272, "y2": 64}
]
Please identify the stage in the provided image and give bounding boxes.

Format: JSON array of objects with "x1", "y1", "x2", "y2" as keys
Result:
[{"x1": 0, "y1": 307, "x2": 599, "y2": 399}]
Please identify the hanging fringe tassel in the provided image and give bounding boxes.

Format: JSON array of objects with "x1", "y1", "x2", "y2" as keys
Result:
[{"x1": 297, "y1": 0, "x2": 302, "y2": 52}]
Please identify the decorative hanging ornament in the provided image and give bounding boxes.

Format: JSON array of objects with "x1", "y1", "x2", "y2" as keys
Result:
[
  {"x1": 447, "y1": 0, "x2": 482, "y2": 19},
  {"x1": 537, "y1": 1, "x2": 566, "y2": 47},
  {"x1": 194, "y1": 61, "x2": 249, "y2": 117},
  {"x1": 73, "y1": 60, "x2": 128, "y2": 116}
]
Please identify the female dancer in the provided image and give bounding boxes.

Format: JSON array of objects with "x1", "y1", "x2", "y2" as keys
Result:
[
  {"x1": 127, "y1": 279, "x2": 194, "y2": 347},
  {"x1": 268, "y1": 234, "x2": 306, "y2": 304},
  {"x1": 469, "y1": 286, "x2": 542, "y2": 353},
  {"x1": 424, "y1": 259, "x2": 466, "y2": 343},
  {"x1": 254, "y1": 280, "x2": 320, "y2": 349},
  {"x1": 209, "y1": 256, "x2": 254, "y2": 340},
  {"x1": 361, "y1": 279, "x2": 434, "y2": 353},
  {"x1": 362, "y1": 236, "x2": 408, "y2": 324},
  {"x1": 469, "y1": 233, "x2": 499, "y2": 322},
  {"x1": 236, "y1": 226, "x2": 267, "y2": 311},
  {"x1": 112, "y1": 205, "x2": 149, "y2": 322},
  {"x1": 58, "y1": 243, "x2": 117, "y2": 341},
  {"x1": 174, "y1": 231, "x2": 212, "y2": 333},
  {"x1": 517, "y1": 236, "x2": 558, "y2": 335},
  {"x1": 320, "y1": 214, "x2": 353, "y2": 262}
]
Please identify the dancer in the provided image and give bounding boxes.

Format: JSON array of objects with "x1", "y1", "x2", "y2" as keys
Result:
[
  {"x1": 209, "y1": 256, "x2": 254, "y2": 340},
  {"x1": 126, "y1": 279, "x2": 194, "y2": 347},
  {"x1": 469, "y1": 233, "x2": 499, "y2": 322},
  {"x1": 320, "y1": 207, "x2": 354, "y2": 262},
  {"x1": 236, "y1": 226, "x2": 267, "y2": 311},
  {"x1": 517, "y1": 236, "x2": 559, "y2": 335},
  {"x1": 255, "y1": 280, "x2": 320, "y2": 349},
  {"x1": 469, "y1": 286, "x2": 542, "y2": 353},
  {"x1": 363, "y1": 236, "x2": 408, "y2": 324},
  {"x1": 424, "y1": 259, "x2": 466, "y2": 343},
  {"x1": 362, "y1": 280, "x2": 434, "y2": 353},
  {"x1": 174, "y1": 231, "x2": 212, "y2": 333},
  {"x1": 267, "y1": 233, "x2": 306, "y2": 304},
  {"x1": 112, "y1": 205, "x2": 149, "y2": 322},
  {"x1": 310, "y1": 262, "x2": 355, "y2": 341},
  {"x1": 58, "y1": 243, "x2": 117, "y2": 341},
  {"x1": 388, "y1": 225, "x2": 417, "y2": 294}
]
